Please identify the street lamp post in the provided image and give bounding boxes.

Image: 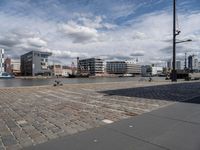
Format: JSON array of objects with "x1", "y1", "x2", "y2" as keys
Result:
[
  {"x1": 171, "y1": 0, "x2": 192, "y2": 82},
  {"x1": 172, "y1": 0, "x2": 178, "y2": 82},
  {"x1": 176, "y1": 39, "x2": 192, "y2": 44}
]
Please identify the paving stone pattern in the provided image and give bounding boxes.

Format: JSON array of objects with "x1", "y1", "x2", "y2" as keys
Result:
[{"x1": 0, "y1": 81, "x2": 200, "y2": 149}]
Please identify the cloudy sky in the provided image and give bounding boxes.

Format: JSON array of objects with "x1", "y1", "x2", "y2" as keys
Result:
[{"x1": 0, "y1": 0, "x2": 199, "y2": 65}]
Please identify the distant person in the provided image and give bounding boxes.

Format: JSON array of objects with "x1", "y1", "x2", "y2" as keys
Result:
[{"x1": 149, "y1": 76, "x2": 152, "y2": 82}]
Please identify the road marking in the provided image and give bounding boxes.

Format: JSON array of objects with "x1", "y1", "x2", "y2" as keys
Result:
[{"x1": 102, "y1": 119, "x2": 114, "y2": 124}]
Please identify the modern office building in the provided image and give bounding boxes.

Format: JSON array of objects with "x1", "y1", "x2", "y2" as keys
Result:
[
  {"x1": 141, "y1": 65, "x2": 163, "y2": 76},
  {"x1": 141, "y1": 65, "x2": 152, "y2": 77},
  {"x1": 167, "y1": 60, "x2": 172, "y2": 69},
  {"x1": 77, "y1": 57, "x2": 104, "y2": 76},
  {"x1": 188, "y1": 55, "x2": 199, "y2": 72},
  {"x1": 152, "y1": 67, "x2": 163, "y2": 76},
  {"x1": 106, "y1": 61, "x2": 127, "y2": 74},
  {"x1": 167, "y1": 59, "x2": 181, "y2": 70},
  {"x1": 49, "y1": 64, "x2": 76, "y2": 77},
  {"x1": 199, "y1": 62, "x2": 200, "y2": 71},
  {"x1": 49, "y1": 64, "x2": 63, "y2": 76},
  {"x1": 126, "y1": 61, "x2": 141, "y2": 74},
  {"x1": 194, "y1": 58, "x2": 199, "y2": 71},
  {"x1": 5, "y1": 58, "x2": 21, "y2": 75},
  {"x1": 176, "y1": 60, "x2": 181, "y2": 70},
  {"x1": 188, "y1": 55, "x2": 193, "y2": 71},
  {"x1": 106, "y1": 61, "x2": 141, "y2": 75},
  {"x1": 11, "y1": 59, "x2": 21, "y2": 75},
  {"x1": 20, "y1": 51, "x2": 52, "y2": 76},
  {"x1": 62, "y1": 65, "x2": 73, "y2": 77},
  {"x1": 0, "y1": 49, "x2": 4, "y2": 73}
]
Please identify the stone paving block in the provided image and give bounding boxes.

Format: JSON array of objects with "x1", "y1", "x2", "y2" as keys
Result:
[
  {"x1": 33, "y1": 125, "x2": 47, "y2": 131},
  {"x1": 44, "y1": 133, "x2": 58, "y2": 140},
  {"x1": 0, "y1": 146, "x2": 5, "y2": 150},
  {"x1": 12, "y1": 130, "x2": 28, "y2": 140},
  {"x1": 32, "y1": 135, "x2": 47, "y2": 145},
  {"x1": 1, "y1": 135, "x2": 17, "y2": 147},
  {"x1": 9, "y1": 126, "x2": 21, "y2": 133},
  {"x1": 0, "y1": 139, "x2": 4, "y2": 149},
  {"x1": 0, "y1": 129, "x2": 12, "y2": 137},
  {"x1": 63, "y1": 126, "x2": 78, "y2": 135},
  {"x1": 5, "y1": 144, "x2": 21, "y2": 150},
  {"x1": 0, "y1": 81, "x2": 200, "y2": 149},
  {"x1": 29, "y1": 131, "x2": 43, "y2": 139},
  {"x1": 0, "y1": 124, "x2": 6, "y2": 131},
  {"x1": 19, "y1": 138, "x2": 33, "y2": 148}
]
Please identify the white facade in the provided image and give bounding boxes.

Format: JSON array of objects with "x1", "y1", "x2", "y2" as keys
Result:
[
  {"x1": 11, "y1": 59, "x2": 20, "y2": 72},
  {"x1": 188, "y1": 55, "x2": 199, "y2": 71},
  {"x1": 152, "y1": 67, "x2": 163, "y2": 75},
  {"x1": 0, "y1": 49, "x2": 5, "y2": 73},
  {"x1": 194, "y1": 57, "x2": 199, "y2": 70},
  {"x1": 106, "y1": 61, "x2": 141, "y2": 75},
  {"x1": 167, "y1": 60, "x2": 172, "y2": 69},
  {"x1": 51, "y1": 64, "x2": 62, "y2": 76},
  {"x1": 62, "y1": 67, "x2": 72, "y2": 77},
  {"x1": 106, "y1": 61, "x2": 126, "y2": 74},
  {"x1": 176, "y1": 60, "x2": 181, "y2": 70},
  {"x1": 78, "y1": 58, "x2": 104, "y2": 75},
  {"x1": 125, "y1": 61, "x2": 141, "y2": 74},
  {"x1": 199, "y1": 62, "x2": 200, "y2": 71},
  {"x1": 167, "y1": 59, "x2": 181, "y2": 70}
]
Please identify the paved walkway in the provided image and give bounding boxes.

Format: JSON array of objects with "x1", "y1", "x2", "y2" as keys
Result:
[
  {"x1": 24, "y1": 96, "x2": 200, "y2": 150},
  {"x1": 0, "y1": 81, "x2": 200, "y2": 149}
]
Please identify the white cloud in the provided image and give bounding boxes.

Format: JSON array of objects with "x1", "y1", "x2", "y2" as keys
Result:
[
  {"x1": 132, "y1": 32, "x2": 149, "y2": 40},
  {"x1": 0, "y1": 2, "x2": 199, "y2": 66},
  {"x1": 59, "y1": 21, "x2": 99, "y2": 43},
  {"x1": 44, "y1": 48, "x2": 87, "y2": 58},
  {"x1": 27, "y1": 37, "x2": 47, "y2": 47},
  {"x1": 131, "y1": 51, "x2": 145, "y2": 57},
  {"x1": 58, "y1": 14, "x2": 117, "y2": 44}
]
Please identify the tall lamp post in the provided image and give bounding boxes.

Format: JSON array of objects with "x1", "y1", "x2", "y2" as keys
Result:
[
  {"x1": 171, "y1": 0, "x2": 191, "y2": 82},
  {"x1": 172, "y1": 0, "x2": 179, "y2": 82}
]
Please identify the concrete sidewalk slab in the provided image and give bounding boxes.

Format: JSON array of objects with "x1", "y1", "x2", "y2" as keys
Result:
[
  {"x1": 24, "y1": 126, "x2": 165, "y2": 150},
  {"x1": 106, "y1": 114, "x2": 183, "y2": 142},
  {"x1": 149, "y1": 102, "x2": 200, "y2": 124},
  {"x1": 106, "y1": 108, "x2": 200, "y2": 150},
  {"x1": 150, "y1": 121, "x2": 200, "y2": 150},
  {"x1": 24, "y1": 101, "x2": 200, "y2": 150}
]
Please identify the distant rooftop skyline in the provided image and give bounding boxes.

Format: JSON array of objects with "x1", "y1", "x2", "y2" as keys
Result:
[{"x1": 0, "y1": 0, "x2": 199, "y2": 65}]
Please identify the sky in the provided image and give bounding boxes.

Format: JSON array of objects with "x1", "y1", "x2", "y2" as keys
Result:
[{"x1": 0, "y1": 0, "x2": 199, "y2": 66}]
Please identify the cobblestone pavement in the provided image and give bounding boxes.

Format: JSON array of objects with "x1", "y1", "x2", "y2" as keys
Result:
[{"x1": 0, "y1": 81, "x2": 200, "y2": 150}]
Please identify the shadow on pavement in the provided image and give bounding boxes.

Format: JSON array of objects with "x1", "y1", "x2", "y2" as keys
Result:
[{"x1": 99, "y1": 82, "x2": 200, "y2": 104}]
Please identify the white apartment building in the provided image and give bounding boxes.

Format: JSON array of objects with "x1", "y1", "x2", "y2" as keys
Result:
[
  {"x1": 11, "y1": 59, "x2": 21, "y2": 75},
  {"x1": 152, "y1": 67, "x2": 163, "y2": 76},
  {"x1": 125, "y1": 61, "x2": 141, "y2": 74},
  {"x1": 106, "y1": 61, "x2": 141, "y2": 75},
  {"x1": 77, "y1": 58, "x2": 104, "y2": 76}
]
